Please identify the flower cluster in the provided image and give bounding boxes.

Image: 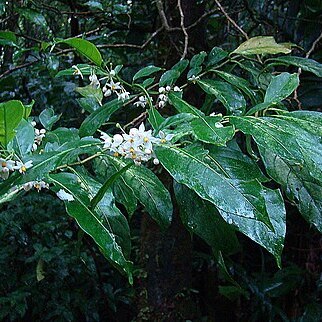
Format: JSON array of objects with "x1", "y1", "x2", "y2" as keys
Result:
[
  {"x1": 0, "y1": 158, "x2": 33, "y2": 180},
  {"x1": 157, "y1": 85, "x2": 181, "y2": 108},
  {"x1": 22, "y1": 180, "x2": 49, "y2": 192},
  {"x1": 72, "y1": 66, "x2": 131, "y2": 102},
  {"x1": 100, "y1": 123, "x2": 173, "y2": 165},
  {"x1": 31, "y1": 121, "x2": 46, "y2": 151}
]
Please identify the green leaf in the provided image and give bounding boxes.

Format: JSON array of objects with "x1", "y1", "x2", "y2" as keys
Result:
[
  {"x1": 148, "y1": 107, "x2": 165, "y2": 130},
  {"x1": 155, "y1": 144, "x2": 273, "y2": 228},
  {"x1": 72, "y1": 169, "x2": 131, "y2": 257},
  {"x1": 106, "y1": 156, "x2": 173, "y2": 228},
  {"x1": 268, "y1": 56, "x2": 322, "y2": 77},
  {"x1": 174, "y1": 183, "x2": 239, "y2": 255},
  {"x1": 48, "y1": 172, "x2": 133, "y2": 282},
  {"x1": 206, "y1": 47, "x2": 228, "y2": 67},
  {"x1": 22, "y1": 138, "x2": 100, "y2": 184},
  {"x1": 213, "y1": 70, "x2": 257, "y2": 104},
  {"x1": 159, "y1": 59, "x2": 189, "y2": 86},
  {"x1": 155, "y1": 144, "x2": 285, "y2": 263},
  {"x1": 55, "y1": 64, "x2": 106, "y2": 78},
  {"x1": 197, "y1": 79, "x2": 246, "y2": 115},
  {"x1": 79, "y1": 98, "x2": 124, "y2": 137},
  {"x1": 133, "y1": 66, "x2": 162, "y2": 81},
  {"x1": 76, "y1": 85, "x2": 103, "y2": 106},
  {"x1": 245, "y1": 102, "x2": 275, "y2": 116},
  {"x1": 232, "y1": 36, "x2": 292, "y2": 55},
  {"x1": 190, "y1": 51, "x2": 207, "y2": 68},
  {"x1": 90, "y1": 163, "x2": 133, "y2": 209},
  {"x1": 264, "y1": 72, "x2": 299, "y2": 103},
  {"x1": 59, "y1": 38, "x2": 103, "y2": 67},
  {"x1": 229, "y1": 113, "x2": 322, "y2": 232},
  {"x1": 39, "y1": 108, "x2": 61, "y2": 130},
  {"x1": 94, "y1": 156, "x2": 137, "y2": 216},
  {"x1": 168, "y1": 93, "x2": 234, "y2": 145},
  {"x1": 0, "y1": 100, "x2": 25, "y2": 147},
  {"x1": 0, "y1": 31, "x2": 17, "y2": 46},
  {"x1": 11, "y1": 119, "x2": 34, "y2": 158},
  {"x1": 77, "y1": 97, "x2": 101, "y2": 113},
  {"x1": 168, "y1": 92, "x2": 204, "y2": 116}
]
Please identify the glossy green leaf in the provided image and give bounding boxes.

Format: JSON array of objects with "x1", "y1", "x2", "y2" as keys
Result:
[
  {"x1": 232, "y1": 36, "x2": 292, "y2": 55},
  {"x1": 11, "y1": 119, "x2": 34, "y2": 158},
  {"x1": 73, "y1": 169, "x2": 131, "y2": 257},
  {"x1": 48, "y1": 172, "x2": 133, "y2": 282},
  {"x1": 55, "y1": 64, "x2": 106, "y2": 77},
  {"x1": 206, "y1": 47, "x2": 228, "y2": 67},
  {"x1": 148, "y1": 107, "x2": 165, "y2": 130},
  {"x1": 79, "y1": 98, "x2": 124, "y2": 137},
  {"x1": 264, "y1": 72, "x2": 299, "y2": 103},
  {"x1": 230, "y1": 112, "x2": 322, "y2": 232},
  {"x1": 159, "y1": 59, "x2": 189, "y2": 86},
  {"x1": 60, "y1": 38, "x2": 103, "y2": 67},
  {"x1": 155, "y1": 144, "x2": 273, "y2": 228},
  {"x1": 197, "y1": 79, "x2": 246, "y2": 115},
  {"x1": 90, "y1": 163, "x2": 133, "y2": 209},
  {"x1": 155, "y1": 144, "x2": 285, "y2": 263},
  {"x1": 76, "y1": 85, "x2": 103, "y2": 106},
  {"x1": 133, "y1": 65, "x2": 162, "y2": 81},
  {"x1": 39, "y1": 108, "x2": 61, "y2": 130},
  {"x1": 0, "y1": 100, "x2": 25, "y2": 147},
  {"x1": 214, "y1": 70, "x2": 257, "y2": 104},
  {"x1": 190, "y1": 51, "x2": 207, "y2": 68},
  {"x1": 268, "y1": 56, "x2": 322, "y2": 77},
  {"x1": 94, "y1": 156, "x2": 137, "y2": 216},
  {"x1": 105, "y1": 156, "x2": 172, "y2": 228},
  {"x1": 168, "y1": 93, "x2": 234, "y2": 145},
  {"x1": 174, "y1": 183, "x2": 239, "y2": 255}
]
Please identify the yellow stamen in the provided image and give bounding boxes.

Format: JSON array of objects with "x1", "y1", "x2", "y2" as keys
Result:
[
  {"x1": 21, "y1": 166, "x2": 27, "y2": 173},
  {"x1": 1, "y1": 162, "x2": 6, "y2": 167},
  {"x1": 113, "y1": 152, "x2": 119, "y2": 157},
  {"x1": 143, "y1": 137, "x2": 149, "y2": 143},
  {"x1": 161, "y1": 139, "x2": 166, "y2": 143}
]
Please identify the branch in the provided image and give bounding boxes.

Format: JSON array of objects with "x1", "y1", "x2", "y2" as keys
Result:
[
  {"x1": 177, "y1": 0, "x2": 189, "y2": 59},
  {"x1": 214, "y1": 0, "x2": 248, "y2": 39},
  {"x1": 156, "y1": 0, "x2": 171, "y2": 31},
  {"x1": 0, "y1": 60, "x2": 39, "y2": 80},
  {"x1": 306, "y1": 30, "x2": 322, "y2": 58}
]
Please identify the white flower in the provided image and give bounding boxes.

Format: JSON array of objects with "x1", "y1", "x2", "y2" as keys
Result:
[
  {"x1": 153, "y1": 158, "x2": 160, "y2": 165},
  {"x1": 57, "y1": 189, "x2": 74, "y2": 202},
  {"x1": 188, "y1": 75, "x2": 200, "y2": 83},
  {"x1": 23, "y1": 180, "x2": 48, "y2": 192},
  {"x1": 109, "y1": 69, "x2": 116, "y2": 77},
  {"x1": 117, "y1": 90, "x2": 130, "y2": 101},
  {"x1": 14, "y1": 160, "x2": 33, "y2": 174},
  {"x1": 106, "y1": 80, "x2": 122, "y2": 92},
  {"x1": 158, "y1": 100, "x2": 166, "y2": 108},
  {"x1": 165, "y1": 85, "x2": 171, "y2": 92},
  {"x1": 173, "y1": 86, "x2": 181, "y2": 92},
  {"x1": 100, "y1": 132, "x2": 113, "y2": 149},
  {"x1": 134, "y1": 96, "x2": 147, "y2": 108},
  {"x1": 72, "y1": 65, "x2": 84, "y2": 79},
  {"x1": 159, "y1": 87, "x2": 165, "y2": 93},
  {"x1": 22, "y1": 181, "x2": 34, "y2": 191},
  {"x1": 89, "y1": 73, "x2": 100, "y2": 88},
  {"x1": 158, "y1": 131, "x2": 174, "y2": 143},
  {"x1": 103, "y1": 87, "x2": 112, "y2": 97}
]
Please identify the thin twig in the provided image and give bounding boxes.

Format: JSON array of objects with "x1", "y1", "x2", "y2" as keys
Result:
[
  {"x1": 0, "y1": 60, "x2": 39, "y2": 79},
  {"x1": 214, "y1": 0, "x2": 248, "y2": 39},
  {"x1": 177, "y1": 0, "x2": 188, "y2": 59},
  {"x1": 293, "y1": 30, "x2": 322, "y2": 109}
]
